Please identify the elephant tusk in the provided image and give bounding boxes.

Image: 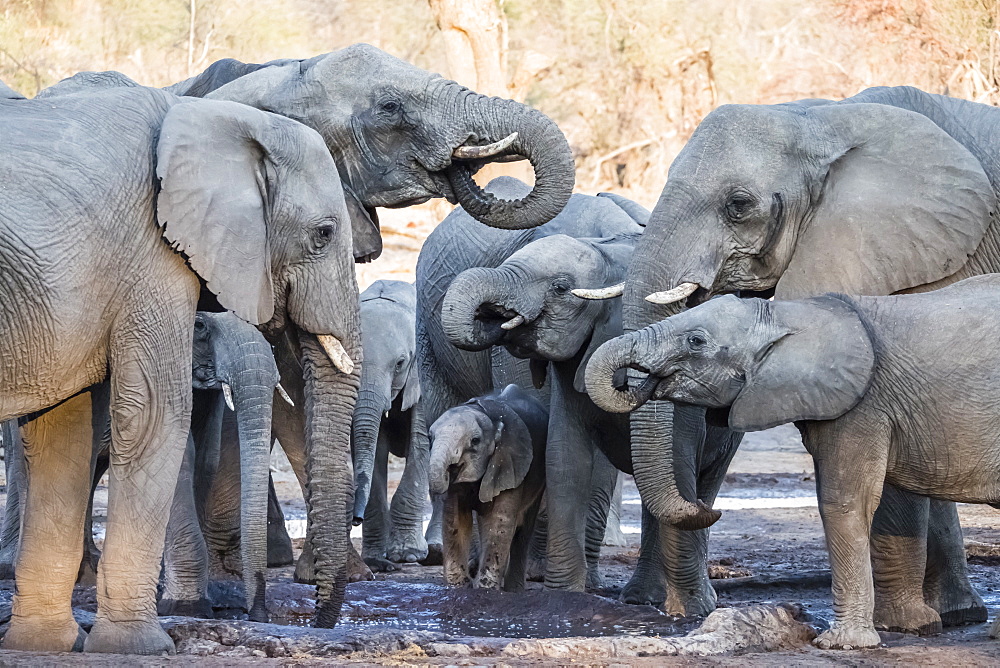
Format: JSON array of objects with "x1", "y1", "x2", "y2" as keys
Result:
[
  {"x1": 645, "y1": 282, "x2": 699, "y2": 305},
  {"x1": 452, "y1": 132, "x2": 518, "y2": 160},
  {"x1": 317, "y1": 334, "x2": 355, "y2": 375},
  {"x1": 222, "y1": 383, "x2": 235, "y2": 412},
  {"x1": 500, "y1": 314, "x2": 525, "y2": 330},
  {"x1": 572, "y1": 282, "x2": 625, "y2": 300},
  {"x1": 276, "y1": 383, "x2": 295, "y2": 407}
]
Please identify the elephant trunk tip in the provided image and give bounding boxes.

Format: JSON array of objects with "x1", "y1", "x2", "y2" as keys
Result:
[{"x1": 659, "y1": 499, "x2": 722, "y2": 531}]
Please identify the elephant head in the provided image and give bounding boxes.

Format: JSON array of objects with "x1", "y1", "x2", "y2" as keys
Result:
[
  {"x1": 172, "y1": 45, "x2": 577, "y2": 241},
  {"x1": 157, "y1": 99, "x2": 361, "y2": 627},
  {"x1": 191, "y1": 311, "x2": 279, "y2": 622},
  {"x1": 441, "y1": 231, "x2": 639, "y2": 391},
  {"x1": 580, "y1": 91, "x2": 999, "y2": 531},
  {"x1": 351, "y1": 280, "x2": 420, "y2": 523},
  {"x1": 428, "y1": 396, "x2": 533, "y2": 504}
]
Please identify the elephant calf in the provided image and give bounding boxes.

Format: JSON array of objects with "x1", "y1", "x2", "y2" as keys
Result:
[
  {"x1": 587, "y1": 274, "x2": 1000, "y2": 650},
  {"x1": 429, "y1": 385, "x2": 546, "y2": 591}
]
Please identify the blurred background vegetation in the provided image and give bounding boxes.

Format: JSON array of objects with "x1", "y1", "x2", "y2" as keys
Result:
[{"x1": 3, "y1": 0, "x2": 1000, "y2": 281}]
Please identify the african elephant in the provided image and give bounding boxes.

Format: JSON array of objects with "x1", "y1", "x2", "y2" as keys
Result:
[
  {"x1": 0, "y1": 86, "x2": 358, "y2": 653},
  {"x1": 417, "y1": 177, "x2": 648, "y2": 589},
  {"x1": 160, "y1": 311, "x2": 280, "y2": 623},
  {"x1": 440, "y1": 228, "x2": 715, "y2": 608},
  {"x1": 587, "y1": 275, "x2": 1000, "y2": 648},
  {"x1": 429, "y1": 384, "x2": 547, "y2": 591},
  {"x1": 578, "y1": 86, "x2": 997, "y2": 632},
  {"x1": 351, "y1": 280, "x2": 429, "y2": 570}
]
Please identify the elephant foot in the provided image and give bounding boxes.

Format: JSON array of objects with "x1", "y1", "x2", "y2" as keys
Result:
[
  {"x1": 420, "y1": 543, "x2": 444, "y2": 566},
  {"x1": 346, "y1": 549, "x2": 375, "y2": 583},
  {"x1": 364, "y1": 556, "x2": 401, "y2": 573},
  {"x1": 267, "y1": 537, "x2": 294, "y2": 568},
  {"x1": 248, "y1": 602, "x2": 269, "y2": 624},
  {"x1": 76, "y1": 559, "x2": 99, "y2": 587},
  {"x1": 293, "y1": 551, "x2": 316, "y2": 585},
  {"x1": 874, "y1": 596, "x2": 941, "y2": 635},
  {"x1": 2, "y1": 614, "x2": 85, "y2": 652},
  {"x1": 157, "y1": 597, "x2": 214, "y2": 619},
  {"x1": 0, "y1": 561, "x2": 15, "y2": 581},
  {"x1": 930, "y1": 584, "x2": 988, "y2": 627},
  {"x1": 664, "y1": 577, "x2": 717, "y2": 617},
  {"x1": 84, "y1": 617, "x2": 175, "y2": 655},
  {"x1": 620, "y1": 570, "x2": 667, "y2": 607},
  {"x1": 586, "y1": 565, "x2": 605, "y2": 590},
  {"x1": 525, "y1": 555, "x2": 546, "y2": 582},
  {"x1": 989, "y1": 615, "x2": 1000, "y2": 639},
  {"x1": 939, "y1": 601, "x2": 988, "y2": 627},
  {"x1": 386, "y1": 536, "x2": 429, "y2": 564},
  {"x1": 813, "y1": 623, "x2": 881, "y2": 650}
]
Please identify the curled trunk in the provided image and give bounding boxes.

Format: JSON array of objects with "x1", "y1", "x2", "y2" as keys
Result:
[
  {"x1": 300, "y1": 332, "x2": 361, "y2": 627},
  {"x1": 351, "y1": 385, "x2": 389, "y2": 523},
  {"x1": 440, "y1": 267, "x2": 515, "y2": 351},
  {"x1": 447, "y1": 95, "x2": 575, "y2": 230}
]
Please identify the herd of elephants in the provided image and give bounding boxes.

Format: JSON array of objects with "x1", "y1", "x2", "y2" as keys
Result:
[{"x1": 1, "y1": 42, "x2": 1000, "y2": 656}]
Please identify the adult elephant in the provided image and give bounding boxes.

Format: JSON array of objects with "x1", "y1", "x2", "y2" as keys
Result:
[
  {"x1": 583, "y1": 86, "x2": 996, "y2": 637},
  {"x1": 0, "y1": 87, "x2": 359, "y2": 653},
  {"x1": 418, "y1": 177, "x2": 650, "y2": 591}
]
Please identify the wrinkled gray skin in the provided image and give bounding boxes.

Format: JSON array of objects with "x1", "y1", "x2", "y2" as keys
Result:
[
  {"x1": 417, "y1": 177, "x2": 648, "y2": 590},
  {"x1": 0, "y1": 87, "x2": 359, "y2": 654},
  {"x1": 352, "y1": 280, "x2": 429, "y2": 570},
  {"x1": 159, "y1": 312, "x2": 279, "y2": 623},
  {"x1": 441, "y1": 227, "x2": 722, "y2": 610},
  {"x1": 430, "y1": 385, "x2": 547, "y2": 591},
  {"x1": 610, "y1": 86, "x2": 995, "y2": 631},
  {"x1": 587, "y1": 276, "x2": 1000, "y2": 648}
]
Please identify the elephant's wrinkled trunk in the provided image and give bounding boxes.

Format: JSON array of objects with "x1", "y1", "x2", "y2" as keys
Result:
[
  {"x1": 441, "y1": 267, "x2": 524, "y2": 351},
  {"x1": 300, "y1": 331, "x2": 361, "y2": 628},
  {"x1": 230, "y1": 359, "x2": 276, "y2": 623},
  {"x1": 351, "y1": 384, "x2": 388, "y2": 523},
  {"x1": 446, "y1": 94, "x2": 575, "y2": 230},
  {"x1": 585, "y1": 330, "x2": 660, "y2": 414},
  {"x1": 428, "y1": 439, "x2": 461, "y2": 496}
]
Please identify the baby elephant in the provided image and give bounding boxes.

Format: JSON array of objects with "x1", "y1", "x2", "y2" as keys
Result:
[
  {"x1": 586, "y1": 274, "x2": 1000, "y2": 650},
  {"x1": 429, "y1": 384, "x2": 546, "y2": 591}
]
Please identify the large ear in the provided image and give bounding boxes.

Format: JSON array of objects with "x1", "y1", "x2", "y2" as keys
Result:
[
  {"x1": 400, "y1": 358, "x2": 421, "y2": 411},
  {"x1": 343, "y1": 183, "x2": 382, "y2": 263},
  {"x1": 156, "y1": 99, "x2": 276, "y2": 325},
  {"x1": 479, "y1": 409, "x2": 533, "y2": 503},
  {"x1": 729, "y1": 296, "x2": 875, "y2": 432},
  {"x1": 596, "y1": 192, "x2": 650, "y2": 226},
  {"x1": 776, "y1": 103, "x2": 996, "y2": 300}
]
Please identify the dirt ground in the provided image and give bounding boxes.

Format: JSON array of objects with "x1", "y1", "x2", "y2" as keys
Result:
[{"x1": 1, "y1": 423, "x2": 999, "y2": 665}]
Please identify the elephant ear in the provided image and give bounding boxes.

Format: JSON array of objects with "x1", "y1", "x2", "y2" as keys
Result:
[
  {"x1": 729, "y1": 296, "x2": 875, "y2": 432},
  {"x1": 344, "y1": 182, "x2": 382, "y2": 263},
  {"x1": 596, "y1": 192, "x2": 650, "y2": 226},
  {"x1": 156, "y1": 99, "x2": 277, "y2": 325},
  {"x1": 776, "y1": 103, "x2": 996, "y2": 300},
  {"x1": 479, "y1": 409, "x2": 533, "y2": 503},
  {"x1": 400, "y1": 358, "x2": 421, "y2": 411}
]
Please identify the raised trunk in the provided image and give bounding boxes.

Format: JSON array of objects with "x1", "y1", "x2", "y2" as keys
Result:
[
  {"x1": 351, "y1": 385, "x2": 389, "y2": 523},
  {"x1": 440, "y1": 267, "x2": 516, "y2": 351},
  {"x1": 300, "y1": 332, "x2": 360, "y2": 628},
  {"x1": 447, "y1": 95, "x2": 575, "y2": 230}
]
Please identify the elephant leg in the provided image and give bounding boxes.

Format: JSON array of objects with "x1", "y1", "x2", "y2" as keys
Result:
[
  {"x1": 584, "y1": 448, "x2": 618, "y2": 590},
  {"x1": 475, "y1": 499, "x2": 518, "y2": 590},
  {"x1": 266, "y1": 475, "x2": 294, "y2": 567},
  {"x1": 271, "y1": 397, "x2": 315, "y2": 584},
  {"x1": 602, "y1": 472, "x2": 628, "y2": 547},
  {"x1": 79, "y1": 394, "x2": 111, "y2": 588},
  {"x1": 84, "y1": 316, "x2": 192, "y2": 655},
  {"x1": 525, "y1": 497, "x2": 547, "y2": 582},
  {"x1": 442, "y1": 492, "x2": 473, "y2": 586},
  {"x1": 361, "y1": 430, "x2": 392, "y2": 570},
  {"x1": 2, "y1": 394, "x2": 93, "y2": 652},
  {"x1": 504, "y1": 498, "x2": 540, "y2": 592},
  {"x1": 386, "y1": 406, "x2": 430, "y2": 564},
  {"x1": 0, "y1": 420, "x2": 26, "y2": 580},
  {"x1": 923, "y1": 499, "x2": 986, "y2": 626},
  {"x1": 423, "y1": 493, "x2": 445, "y2": 566},
  {"x1": 869, "y1": 485, "x2": 938, "y2": 634},
  {"x1": 621, "y1": 505, "x2": 667, "y2": 606},
  {"x1": 159, "y1": 434, "x2": 212, "y2": 618}
]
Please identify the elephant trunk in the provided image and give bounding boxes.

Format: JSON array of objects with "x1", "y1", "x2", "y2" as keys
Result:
[
  {"x1": 446, "y1": 94, "x2": 575, "y2": 230},
  {"x1": 441, "y1": 267, "x2": 523, "y2": 351},
  {"x1": 300, "y1": 331, "x2": 361, "y2": 628},
  {"x1": 584, "y1": 329, "x2": 661, "y2": 414},
  {"x1": 230, "y1": 360, "x2": 276, "y2": 623},
  {"x1": 351, "y1": 384, "x2": 389, "y2": 523},
  {"x1": 428, "y1": 439, "x2": 461, "y2": 496}
]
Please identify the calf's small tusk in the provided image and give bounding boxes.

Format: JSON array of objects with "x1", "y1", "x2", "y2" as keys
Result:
[
  {"x1": 452, "y1": 132, "x2": 518, "y2": 160},
  {"x1": 317, "y1": 334, "x2": 355, "y2": 375},
  {"x1": 276, "y1": 384, "x2": 295, "y2": 407},
  {"x1": 222, "y1": 383, "x2": 235, "y2": 412},
  {"x1": 571, "y1": 282, "x2": 625, "y2": 300},
  {"x1": 645, "y1": 282, "x2": 699, "y2": 305},
  {"x1": 500, "y1": 314, "x2": 525, "y2": 330}
]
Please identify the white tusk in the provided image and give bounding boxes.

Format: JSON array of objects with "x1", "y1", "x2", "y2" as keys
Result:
[
  {"x1": 276, "y1": 383, "x2": 294, "y2": 407},
  {"x1": 571, "y1": 282, "x2": 625, "y2": 300},
  {"x1": 222, "y1": 383, "x2": 235, "y2": 412},
  {"x1": 317, "y1": 334, "x2": 355, "y2": 375},
  {"x1": 452, "y1": 132, "x2": 518, "y2": 160},
  {"x1": 645, "y1": 282, "x2": 699, "y2": 305},
  {"x1": 500, "y1": 314, "x2": 525, "y2": 330}
]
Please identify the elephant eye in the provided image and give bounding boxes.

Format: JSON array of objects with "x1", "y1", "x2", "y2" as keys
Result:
[
  {"x1": 552, "y1": 279, "x2": 571, "y2": 295},
  {"x1": 395, "y1": 357, "x2": 406, "y2": 370},
  {"x1": 311, "y1": 224, "x2": 335, "y2": 251},
  {"x1": 725, "y1": 192, "x2": 757, "y2": 222},
  {"x1": 687, "y1": 333, "x2": 707, "y2": 349},
  {"x1": 379, "y1": 99, "x2": 401, "y2": 115},
  {"x1": 470, "y1": 436, "x2": 481, "y2": 446},
  {"x1": 194, "y1": 319, "x2": 206, "y2": 331}
]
